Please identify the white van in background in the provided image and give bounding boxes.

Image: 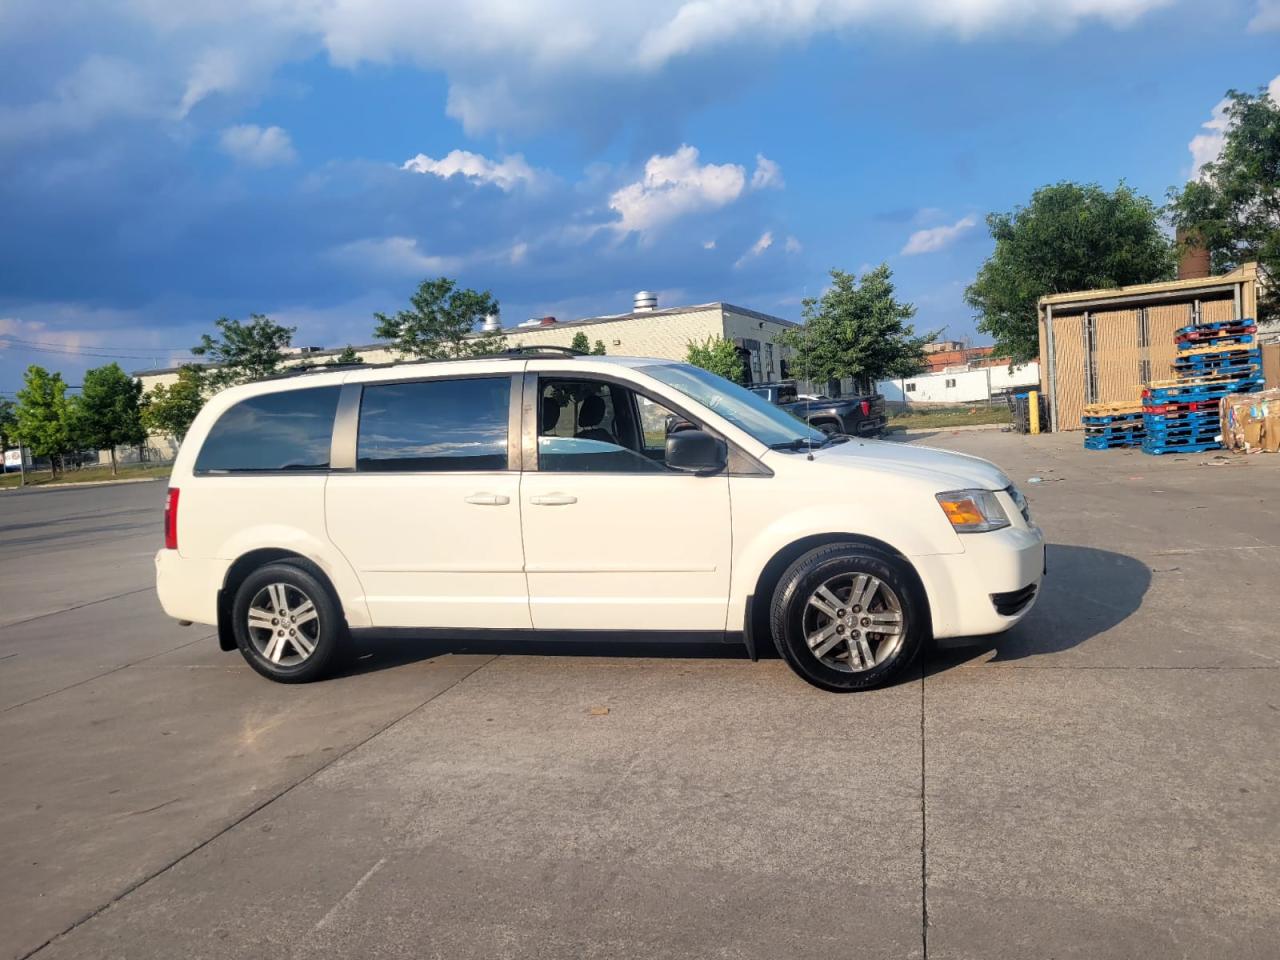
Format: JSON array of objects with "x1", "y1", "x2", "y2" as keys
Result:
[{"x1": 156, "y1": 349, "x2": 1044, "y2": 692}]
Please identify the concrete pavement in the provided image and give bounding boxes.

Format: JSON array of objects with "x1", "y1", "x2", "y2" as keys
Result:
[{"x1": 2, "y1": 433, "x2": 1277, "y2": 959}]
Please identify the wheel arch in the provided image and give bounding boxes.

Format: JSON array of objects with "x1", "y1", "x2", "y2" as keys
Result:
[
  {"x1": 217, "y1": 549, "x2": 346, "y2": 651},
  {"x1": 746, "y1": 533, "x2": 932, "y2": 643}
]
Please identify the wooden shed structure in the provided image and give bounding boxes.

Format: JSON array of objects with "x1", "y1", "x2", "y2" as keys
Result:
[{"x1": 1037, "y1": 263, "x2": 1263, "y2": 431}]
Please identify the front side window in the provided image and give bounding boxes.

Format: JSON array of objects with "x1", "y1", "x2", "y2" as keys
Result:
[
  {"x1": 537, "y1": 378, "x2": 679, "y2": 473},
  {"x1": 645, "y1": 363, "x2": 824, "y2": 449},
  {"x1": 358, "y1": 377, "x2": 509, "y2": 472},
  {"x1": 195, "y1": 386, "x2": 339, "y2": 473}
]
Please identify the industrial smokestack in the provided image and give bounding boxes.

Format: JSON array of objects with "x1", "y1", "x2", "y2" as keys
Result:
[
  {"x1": 481, "y1": 314, "x2": 501, "y2": 333},
  {"x1": 1176, "y1": 227, "x2": 1211, "y2": 280},
  {"x1": 633, "y1": 290, "x2": 657, "y2": 312}
]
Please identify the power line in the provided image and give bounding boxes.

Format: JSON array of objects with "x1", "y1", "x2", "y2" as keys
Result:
[{"x1": 0, "y1": 337, "x2": 197, "y2": 362}]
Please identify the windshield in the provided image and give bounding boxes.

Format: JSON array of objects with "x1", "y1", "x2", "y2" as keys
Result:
[{"x1": 647, "y1": 363, "x2": 826, "y2": 448}]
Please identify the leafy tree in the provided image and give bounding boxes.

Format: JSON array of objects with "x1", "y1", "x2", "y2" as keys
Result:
[
  {"x1": 1168, "y1": 86, "x2": 1280, "y2": 320},
  {"x1": 141, "y1": 364, "x2": 207, "y2": 446},
  {"x1": 965, "y1": 182, "x2": 1175, "y2": 362},
  {"x1": 373, "y1": 277, "x2": 504, "y2": 359},
  {"x1": 14, "y1": 365, "x2": 72, "y2": 476},
  {"x1": 591, "y1": 339, "x2": 607, "y2": 355},
  {"x1": 68, "y1": 363, "x2": 146, "y2": 475},
  {"x1": 686, "y1": 336, "x2": 746, "y2": 385},
  {"x1": 0, "y1": 399, "x2": 16, "y2": 451},
  {"x1": 570, "y1": 331, "x2": 591, "y2": 354},
  {"x1": 191, "y1": 314, "x2": 295, "y2": 387},
  {"x1": 780, "y1": 265, "x2": 936, "y2": 390},
  {"x1": 330, "y1": 345, "x2": 364, "y2": 365}
]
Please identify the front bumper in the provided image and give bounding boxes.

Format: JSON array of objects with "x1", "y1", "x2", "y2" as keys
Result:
[{"x1": 911, "y1": 524, "x2": 1045, "y2": 638}]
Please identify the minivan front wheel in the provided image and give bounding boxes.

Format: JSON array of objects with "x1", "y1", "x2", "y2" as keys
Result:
[
  {"x1": 769, "y1": 545, "x2": 926, "y2": 692},
  {"x1": 232, "y1": 563, "x2": 343, "y2": 683}
]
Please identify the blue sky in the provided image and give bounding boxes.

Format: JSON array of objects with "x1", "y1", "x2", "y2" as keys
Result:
[{"x1": 1, "y1": 0, "x2": 1277, "y2": 393}]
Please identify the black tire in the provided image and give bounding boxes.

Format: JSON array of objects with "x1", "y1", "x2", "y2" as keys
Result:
[
  {"x1": 769, "y1": 544, "x2": 927, "y2": 692},
  {"x1": 232, "y1": 562, "x2": 345, "y2": 683},
  {"x1": 814, "y1": 421, "x2": 839, "y2": 436}
]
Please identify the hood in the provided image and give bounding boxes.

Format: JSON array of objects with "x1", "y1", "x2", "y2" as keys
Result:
[{"x1": 798, "y1": 437, "x2": 1012, "y2": 491}]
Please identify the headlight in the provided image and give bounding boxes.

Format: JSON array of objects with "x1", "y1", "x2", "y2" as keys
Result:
[{"x1": 936, "y1": 489, "x2": 1011, "y2": 533}]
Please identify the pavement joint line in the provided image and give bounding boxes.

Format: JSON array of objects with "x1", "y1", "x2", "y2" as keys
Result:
[
  {"x1": 0, "y1": 634, "x2": 215, "y2": 715},
  {"x1": 939, "y1": 664, "x2": 1279, "y2": 671},
  {"x1": 919, "y1": 660, "x2": 929, "y2": 960},
  {"x1": 18, "y1": 653, "x2": 498, "y2": 960},
  {"x1": 0, "y1": 586, "x2": 154, "y2": 631}
]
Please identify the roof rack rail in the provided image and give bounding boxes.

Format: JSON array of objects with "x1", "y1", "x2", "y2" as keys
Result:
[
  {"x1": 491, "y1": 345, "x2": 585, "y2": 358},
  {"x1": 249, "y1": 344, "x2": 589, "y2": 383}
]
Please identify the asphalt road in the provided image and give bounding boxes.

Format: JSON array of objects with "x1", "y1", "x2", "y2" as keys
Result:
[{"x1": 1, "y1": 433, "x2": 1277, "y2": 959}]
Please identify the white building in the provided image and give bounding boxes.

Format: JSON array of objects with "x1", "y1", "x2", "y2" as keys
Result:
[{"x1": 878, "y1": 361, "x2": 1040, "y2": 404}]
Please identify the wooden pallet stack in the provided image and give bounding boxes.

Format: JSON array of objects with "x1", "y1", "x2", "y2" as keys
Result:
[
  {"x1": 1141, "y1": 319, "x2": 1263, "y2": 455},
  {"x1": 1082, "y1": 400, "x2": 1145, "y2": 450}
]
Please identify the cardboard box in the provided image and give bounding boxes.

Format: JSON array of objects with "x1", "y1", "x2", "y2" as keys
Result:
[{"x1": 1221, "y1": 388, "x2": 1280, "y2": 453}]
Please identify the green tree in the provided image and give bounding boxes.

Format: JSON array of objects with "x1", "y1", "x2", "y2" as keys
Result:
[
  {"x1": 329, "y1": 345, "x2": 364, "y2": 365},
  {"x1": 780, "y1": 265, "x2": 935, "y2": 390},
  {"x1": 69, "y1": 363, "x2": 147, "y2": 475},
  {"x1": 141, "y1": 364, "x2": 207, "y2": 446},
  {"x1": 686, "y1": 336, "x2": 746, "y2": 385},
  {"x1": 0, "y1": 399, "x2": 16, "y2": 451},
  {"x1": 1168, "y1": 85, "x2": 1280, "y2": 320},
  {"x1": 191, "y1": 314, "x2": 295, "y2": 387},
  {"x1": 965, "y1": 182, "x2": 1175, "y2": 363},
  {"x1": 15, "y1": 365, "x2": 72, "y2": 476},
  {"x1": 570, "y1": 331, "x2": 591, "y2": 354},
  {"x1": 373, "y1": 277, "x2": 504, "y2": 359},
  {"x1": 591, "y1": 339, "x2": 607, "y2": 355}
]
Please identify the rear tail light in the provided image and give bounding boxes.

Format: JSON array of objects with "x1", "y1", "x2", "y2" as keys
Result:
[
  {"x1": 164, "y1": 488, "x2": 180, "y2": 550},
  {"x1": 860, "y1": 400, "x2": 870, "y2": 417}
]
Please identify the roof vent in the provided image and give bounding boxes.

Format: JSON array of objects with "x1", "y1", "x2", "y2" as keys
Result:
[
  {"x1": 633, "y1": 290, "x2": 657, "y2": 312},
  {"x1": 538, "y1": 316, "x2": 557, "y2": 326},
  {"x1": 481, "y1": 314, "x2": 501, "y2": 333}
]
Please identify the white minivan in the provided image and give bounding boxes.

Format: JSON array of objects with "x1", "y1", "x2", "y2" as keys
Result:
[{"x1": 156, "y1": 349, "x2": 1044, "y2": 692}]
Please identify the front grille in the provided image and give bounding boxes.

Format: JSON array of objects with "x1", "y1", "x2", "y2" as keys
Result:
[{"x1": 991, "y1": 584, "x2": 1037, "y2": 616}]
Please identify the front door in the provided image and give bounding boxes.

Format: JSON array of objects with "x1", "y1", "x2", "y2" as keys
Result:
[
  {"x1": 519, "y1": 373, "x2": 732, "y2": 632},
  {"x1": 325, "y1": 373, "x2": 530, "y2": 629}
]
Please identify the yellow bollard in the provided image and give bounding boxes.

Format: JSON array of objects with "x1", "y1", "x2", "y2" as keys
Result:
[{"x1": 1028, "y1": 391, "x2": 1041, "y2": 434}]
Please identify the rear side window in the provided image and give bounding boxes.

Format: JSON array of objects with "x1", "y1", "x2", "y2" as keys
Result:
[
  {"x1": 194, "y1": 386, "x2": 339, "y2": 473},
  {"x1": 357, "y1": 377, "x2": 510, "y2": 472}
]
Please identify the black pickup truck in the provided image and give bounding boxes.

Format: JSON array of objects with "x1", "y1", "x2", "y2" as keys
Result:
[{"x1": 751, "y1": 382, "x2": 888, "y2": 438}]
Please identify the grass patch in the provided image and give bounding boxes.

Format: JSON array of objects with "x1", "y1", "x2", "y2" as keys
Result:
[
  {"x1": 0, "y1": 461, "x2": 172, "y2": 490},
  {"x1": 885, "y1": 403, "x2": 1012, "y2": 432}
]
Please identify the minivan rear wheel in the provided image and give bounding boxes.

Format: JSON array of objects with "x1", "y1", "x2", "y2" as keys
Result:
[
  {"x1": 232, "y1": 562, "x2": 343, "y2": 683},
  {"x1": 769, "y1": 544, "x2": 925, "y2": 692}
]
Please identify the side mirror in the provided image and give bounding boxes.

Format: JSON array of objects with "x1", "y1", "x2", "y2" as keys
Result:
[{"x1": 666, "y1": 429, "x2": 728, "y2": 474}]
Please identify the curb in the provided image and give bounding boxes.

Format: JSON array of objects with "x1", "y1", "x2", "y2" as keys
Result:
[{"x1": 1, "y1": 476, "x2": 165, "y2": 493}]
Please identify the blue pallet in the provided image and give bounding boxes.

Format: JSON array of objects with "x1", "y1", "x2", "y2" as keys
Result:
[
  {"x1": 1176, "y1": 333, "x2": 1255, "y2": 350},
  {"x1": 1142, "y1": 440, "x2": 1223, "y2": 455},
  {"x1": 1082, "y1": 415, "x2": 1143, "y2": 426},
  {"x1": 1176, "y1": 319, "x2": 1257, "y2": 335},
  {"x1": 1085, "y1": 437, "x2": 1142, "y2": 450},
  {"x1": 1145, "y1": 379, "x2": 1263, "y2": 401},
  {"x1": 1177, "y1": 347, "x2": 1260, "y2": 359}
]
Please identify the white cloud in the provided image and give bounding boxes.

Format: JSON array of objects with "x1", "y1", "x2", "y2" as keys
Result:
[
  {"x1": 1250, "y1": 0, "x2": 1280, "y2": 30},
  {"x1": 402, "y1": 149, "x2": 542, "y2": 191},
  {"x1": 609, "y1": 144, "x2": 747, "y2": 236},
  {"x1": 329, "y1": 236, "x2": 463, "y2": 276},
  {"x1": 219, "y1": 124, "x2": 297, "y2": 167},
  {"x1": 784, "y1": 235, "x2": 802, "y2": 253},
  {"x1": 751, "y1": 154, "x2": 783, "y2": 190},
  {"x1": 901, "y1": 215, "x2": 977, "y2": 255},
  {"x1": 0, "y1": 56, "x2": 159, "y2": 147},
  {"x1": 1188, "y1": 75, "x2": 1280, "y2": 177},
  {"x1": 0, "y1": 1, "x2": 1174, "y2": 144},
  {"x1": 734, "y1": 230, "x2": 773, "y2": 268}
]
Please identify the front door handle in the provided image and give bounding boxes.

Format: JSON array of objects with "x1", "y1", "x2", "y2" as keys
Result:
[
  {"x1": 530, "y1": 494, "x2": 577, "y2": 506},
  {"x1": 464, "y1": 493, "x2": 511, "y2": 506}
]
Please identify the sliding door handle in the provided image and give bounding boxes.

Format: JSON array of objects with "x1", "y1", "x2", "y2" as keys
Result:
[
  {"x1": 529, "y1": 494, "x2": 577, "y2": 506},
  {"x1": 464, "y1": 493, "x2": 511, "y2": 506}
]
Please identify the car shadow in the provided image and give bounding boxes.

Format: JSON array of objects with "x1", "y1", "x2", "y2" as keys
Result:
[
  {"x1": 330, "y1": 543, "x2": 1149, "y2": 682},
  {"x1": 926, "y1": 543, "x2": 1150, "y2": 675}
]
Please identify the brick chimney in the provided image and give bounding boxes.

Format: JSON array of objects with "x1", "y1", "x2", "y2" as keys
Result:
[{"x1": 1176, "y1": 227, "x2": 1211, "y2": 280}]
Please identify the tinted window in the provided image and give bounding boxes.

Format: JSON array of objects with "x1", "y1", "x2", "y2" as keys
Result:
[
  {"x1": 537, "y1": 378, "x2": 672, "y2": 474},
  {"x1": 195, "y1": 386, "x2": 339, "y2": 473},
  {"x1": 358, "y1": 377, "x2": 509, "y2": 472}
]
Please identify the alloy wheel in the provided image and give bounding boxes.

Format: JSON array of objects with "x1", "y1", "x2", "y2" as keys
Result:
[
  {"x1": 246, "y1": 582, "x2": 320, "y2": 666},
  {"x1": 802, "y1": 573, "x2": 905, "y2": 672}
]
